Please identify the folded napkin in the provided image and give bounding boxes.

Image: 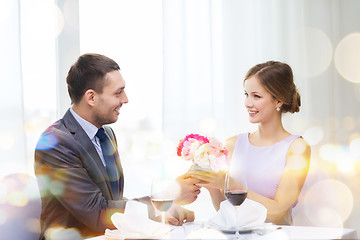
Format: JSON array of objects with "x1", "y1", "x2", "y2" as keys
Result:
[
  {"x1": 105, "y1": 201, "x2": 171, "y2": 239},
  {"x1": 208, "y1": 199, "x2": 267, "y2": 229}
]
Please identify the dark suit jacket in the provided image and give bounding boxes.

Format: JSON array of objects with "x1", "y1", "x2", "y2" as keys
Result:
[{"x1": 34, "y1": 109, "x2": 152, "y2": 239}]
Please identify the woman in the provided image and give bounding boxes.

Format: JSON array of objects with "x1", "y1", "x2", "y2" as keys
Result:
[{"x1": 191, "y1": 61, "x2": 311, "y2": 225}]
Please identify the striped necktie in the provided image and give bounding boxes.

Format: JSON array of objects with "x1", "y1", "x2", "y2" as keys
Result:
[{"x1": 96, "y1": 127, "x2": 120, "y2": 200}]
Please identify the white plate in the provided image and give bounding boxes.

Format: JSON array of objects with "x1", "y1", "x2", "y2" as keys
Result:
[
  {"x1": 104, "y1": 228, "x2": 171, "y2": 239},
  {"x1": 207, "y1": 223, "x2": 253, "y2": 234},
  {"x1": 207, "y1": 223, "x2": 274, "y2": 235}
]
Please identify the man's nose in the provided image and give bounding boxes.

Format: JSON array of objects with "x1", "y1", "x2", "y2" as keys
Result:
[{"x1": 121, "y1": 92, "x2": 128, "y2": 104}]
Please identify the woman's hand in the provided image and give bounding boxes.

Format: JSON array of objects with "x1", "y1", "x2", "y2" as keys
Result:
[
  {"x1": 190, "y1": 170, "x2": 227, "y2": 190},
  {"x1": 165, "y1": 204, "x2": 195, "y2": 226}
]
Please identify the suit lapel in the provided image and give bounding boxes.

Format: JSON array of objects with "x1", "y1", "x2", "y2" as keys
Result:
[{"x1": 62, "y1": 110, "x2": 114, "y2": 199}]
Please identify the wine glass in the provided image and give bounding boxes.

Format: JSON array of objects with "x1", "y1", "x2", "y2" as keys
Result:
[
  {"x1": 224, "y1": 173, "x2": 248, "y2": 239},
  {"x1": 150, "y1": 178, "x2": 175, "y2": 225}
]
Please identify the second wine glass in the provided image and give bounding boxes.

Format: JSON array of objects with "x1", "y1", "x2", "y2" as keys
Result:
[
  {"x1": 224, "y1": 173, "x2": 248, "y2": 239},
  {"x1": 150, "y1": 179, "x2": 175, "y2": 225}
]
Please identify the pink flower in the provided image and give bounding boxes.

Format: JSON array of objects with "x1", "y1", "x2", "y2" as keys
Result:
[
  {"x1": 177, "y1": 133, "x2": 229, "y2": 171},
  {"x1": 177, "y1": 134, "x2": 209, "y2": 156},
  {"x1": 181, "y1": 138, "x2": 200, "y2": 160}
]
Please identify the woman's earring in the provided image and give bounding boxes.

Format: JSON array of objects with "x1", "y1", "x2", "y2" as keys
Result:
[{"x1": 276, "y1": 107, "x2": 280, "y2": 112}]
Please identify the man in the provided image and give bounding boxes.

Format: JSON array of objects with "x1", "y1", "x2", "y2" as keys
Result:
[{"x1": 34, "y1": 53, "x2": 199, "y2": 239}]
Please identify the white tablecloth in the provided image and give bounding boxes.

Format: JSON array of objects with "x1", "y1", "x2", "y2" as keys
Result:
[
  {"x1": 280, "y1": 225, "x2": 357, "y2": 240},
  {"x1": 87, "y1": 223, "x2": 358, "y2": 240}
]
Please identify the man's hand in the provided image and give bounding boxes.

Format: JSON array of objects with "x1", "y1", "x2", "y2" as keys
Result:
[
  {"x1": 175, "y1": 172, "x2": 201, "y2": 205},
  {"x1": 190, "y1": 170, "x2": 227, "y2": 190},
  {"x1": 166, "y1": 204, "x2": 195, "y2": 226}
]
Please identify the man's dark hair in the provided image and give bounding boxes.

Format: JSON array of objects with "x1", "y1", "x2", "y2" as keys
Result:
[{"x1": 66, "y1": 53, "x2": 120, "y2": 104}]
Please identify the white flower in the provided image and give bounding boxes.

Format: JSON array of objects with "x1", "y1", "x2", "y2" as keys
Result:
[
  {"x1": 193, "y1": 143, "x2": 211, "y2": 169},
  {"x1": 177, "y1": 133, "x2": 229, "y2": 172}
]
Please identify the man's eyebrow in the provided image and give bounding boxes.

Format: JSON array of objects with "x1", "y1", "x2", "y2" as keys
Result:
[{"x1": 114, "y1": 86, "x2": 125, "y2": 92}]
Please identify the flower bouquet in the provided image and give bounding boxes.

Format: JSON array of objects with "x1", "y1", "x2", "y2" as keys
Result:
[{"x1": 176, "y1": 134, "x2": 229, "y2": 172}]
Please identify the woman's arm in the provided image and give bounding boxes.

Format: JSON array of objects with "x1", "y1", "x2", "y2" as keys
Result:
[
  {"x1": 192, "y1": 137, "x2": 311, "y2": 224},
  {"x1": 207, "y1": 188, "x2": 226, "y2": 211},
  {"x1": 247, "y1": 137, "x2": 311, "y2": 223}
]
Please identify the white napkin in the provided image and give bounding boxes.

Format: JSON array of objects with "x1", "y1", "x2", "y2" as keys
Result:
[
  {"x1": 208, "y1": 199, "x2": 267, "y2": 229},
  {"x1": 105, "y1": 201, "x2": 171, "y2": 239}
]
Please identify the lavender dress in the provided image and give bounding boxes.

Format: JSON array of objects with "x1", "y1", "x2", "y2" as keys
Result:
[{"x1": 229, "y1": 133, "x2": 301, "y2": 225}]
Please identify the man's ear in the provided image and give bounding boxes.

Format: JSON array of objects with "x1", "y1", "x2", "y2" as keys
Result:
[{"x1": 84, "y1": 89, "x2": 96, "y2": 106}]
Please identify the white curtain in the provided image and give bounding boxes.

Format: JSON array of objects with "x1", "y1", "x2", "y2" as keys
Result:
[
  {"x1": 0, "y1": 0, "x2": 27, "y2": 177},
  {"x1": 163, "y1": 0, "x2": 360, "y2": 229},
  {"x1": 163, "y1": 0, "x2": 308, "y2": 142},
  {"x1": 163, "y1": 0, "x2": 360, "y2": 144}
]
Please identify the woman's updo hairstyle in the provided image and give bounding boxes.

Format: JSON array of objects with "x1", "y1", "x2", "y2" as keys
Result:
[{"x1": 244, "y1": 61, "x2": 301, "y2": 113}]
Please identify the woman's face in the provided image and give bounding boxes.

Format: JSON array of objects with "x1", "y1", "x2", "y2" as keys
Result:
[{"x1": 243, "y1": 76, "x2": 280, "y2": 124}]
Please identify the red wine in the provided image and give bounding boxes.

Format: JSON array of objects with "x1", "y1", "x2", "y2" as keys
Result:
[
  {"x1": 152, "y1": 199, "x2": 173, "y2": 211},
  {"x1": 225, "y1": 191, "x2": 247, "y2": 206}
]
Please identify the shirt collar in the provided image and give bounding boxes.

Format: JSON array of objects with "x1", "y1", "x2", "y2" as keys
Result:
[{"x1": 69, "y1": 108, "x2": 99, "y2": 140}]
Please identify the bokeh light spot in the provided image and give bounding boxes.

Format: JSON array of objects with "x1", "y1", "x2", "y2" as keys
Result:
[
  {"x1": 37, "y1": 174, "x2": 52, "y2": 196},
  {"x1": 319, "y1": 144, "x2": 342, "y2": 163},
  {"x1": 303, "y1": 27, "x2": 333, "y2": 78},
  {"x1": 0, "y1": 182, "x2": 7, "y2": 203},
  {"x1": 303, "y1": 179, "x2": 353, "y2": 227},
  {"x1": 0, "y1": 133, "x2": 15, "y2": 150},
  {"x1": 49, "y1": 180, "x2": 65, "y2": 196},
  {"x1": 6, "y1": 190, "x2": 29, "y2": 207},
  {"x1": 317, "y1": 207, "x2": 343, "y2": 228},
  {"x1": 303, "y1": 126, "x2": 324, "y2": 146},
  {"x1": 336, "y1": 155, "x2": 356, "y2": 173},
  {"x1": 319, "y1": 144, "x2": 356, "y2": 173},
  {"x1": 342, "y1": 116, "x2": 356, "y2": 131},
  {"x1": 26, "y1": 218, "x2": 41, "y2": 233},
  {"x1": 0, "y1": 210, "x2": 6, "y2": 226},
  {"x1": 349, "y1": 138, "x2": 360, "y2": 157},
  {"x1": 36, "y1": 133, "x2": 58, "y2": 150},
  {"x1": 287, "y1": 155, "x2": 308, "y2": 170},
  {"x1": 335, "y1": 32, "x2": 360, "y2": 83},
  {"x1": 54, "y1": 4, "x2": 64, "y2": 37},
  {"x1": 290, "y1": 139, "x2": 306, "y2": 154},
  {"x1": 45, "y1": 226, "x2": 82, "y2": 240}
]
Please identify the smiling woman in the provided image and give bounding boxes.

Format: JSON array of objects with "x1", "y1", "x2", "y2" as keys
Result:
[{"x1": 191, "y1": 61, "x2": 311, "y2": 225}]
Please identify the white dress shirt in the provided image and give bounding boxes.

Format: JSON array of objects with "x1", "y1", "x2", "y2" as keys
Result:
[{"x1": 69, "y1": 108, "x2": 106, "y2": 166}]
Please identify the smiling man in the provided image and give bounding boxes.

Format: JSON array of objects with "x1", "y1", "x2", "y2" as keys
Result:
[{"x1": 34, "y1": 54, "x2": 196, "y2": 240}]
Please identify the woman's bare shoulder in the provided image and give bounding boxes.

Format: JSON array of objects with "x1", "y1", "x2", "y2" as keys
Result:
[{"x1": 288, "y1": 137, "x2": 311, "y2": 159}]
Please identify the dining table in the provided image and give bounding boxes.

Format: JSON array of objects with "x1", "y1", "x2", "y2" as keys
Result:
[{"x1": 86, "y1": 222, "x2": 358, "y2": 240}]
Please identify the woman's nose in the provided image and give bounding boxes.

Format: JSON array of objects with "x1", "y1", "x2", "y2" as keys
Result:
[{"x1": 244, "y1": 96, "x2": 252, "y2": 108}]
